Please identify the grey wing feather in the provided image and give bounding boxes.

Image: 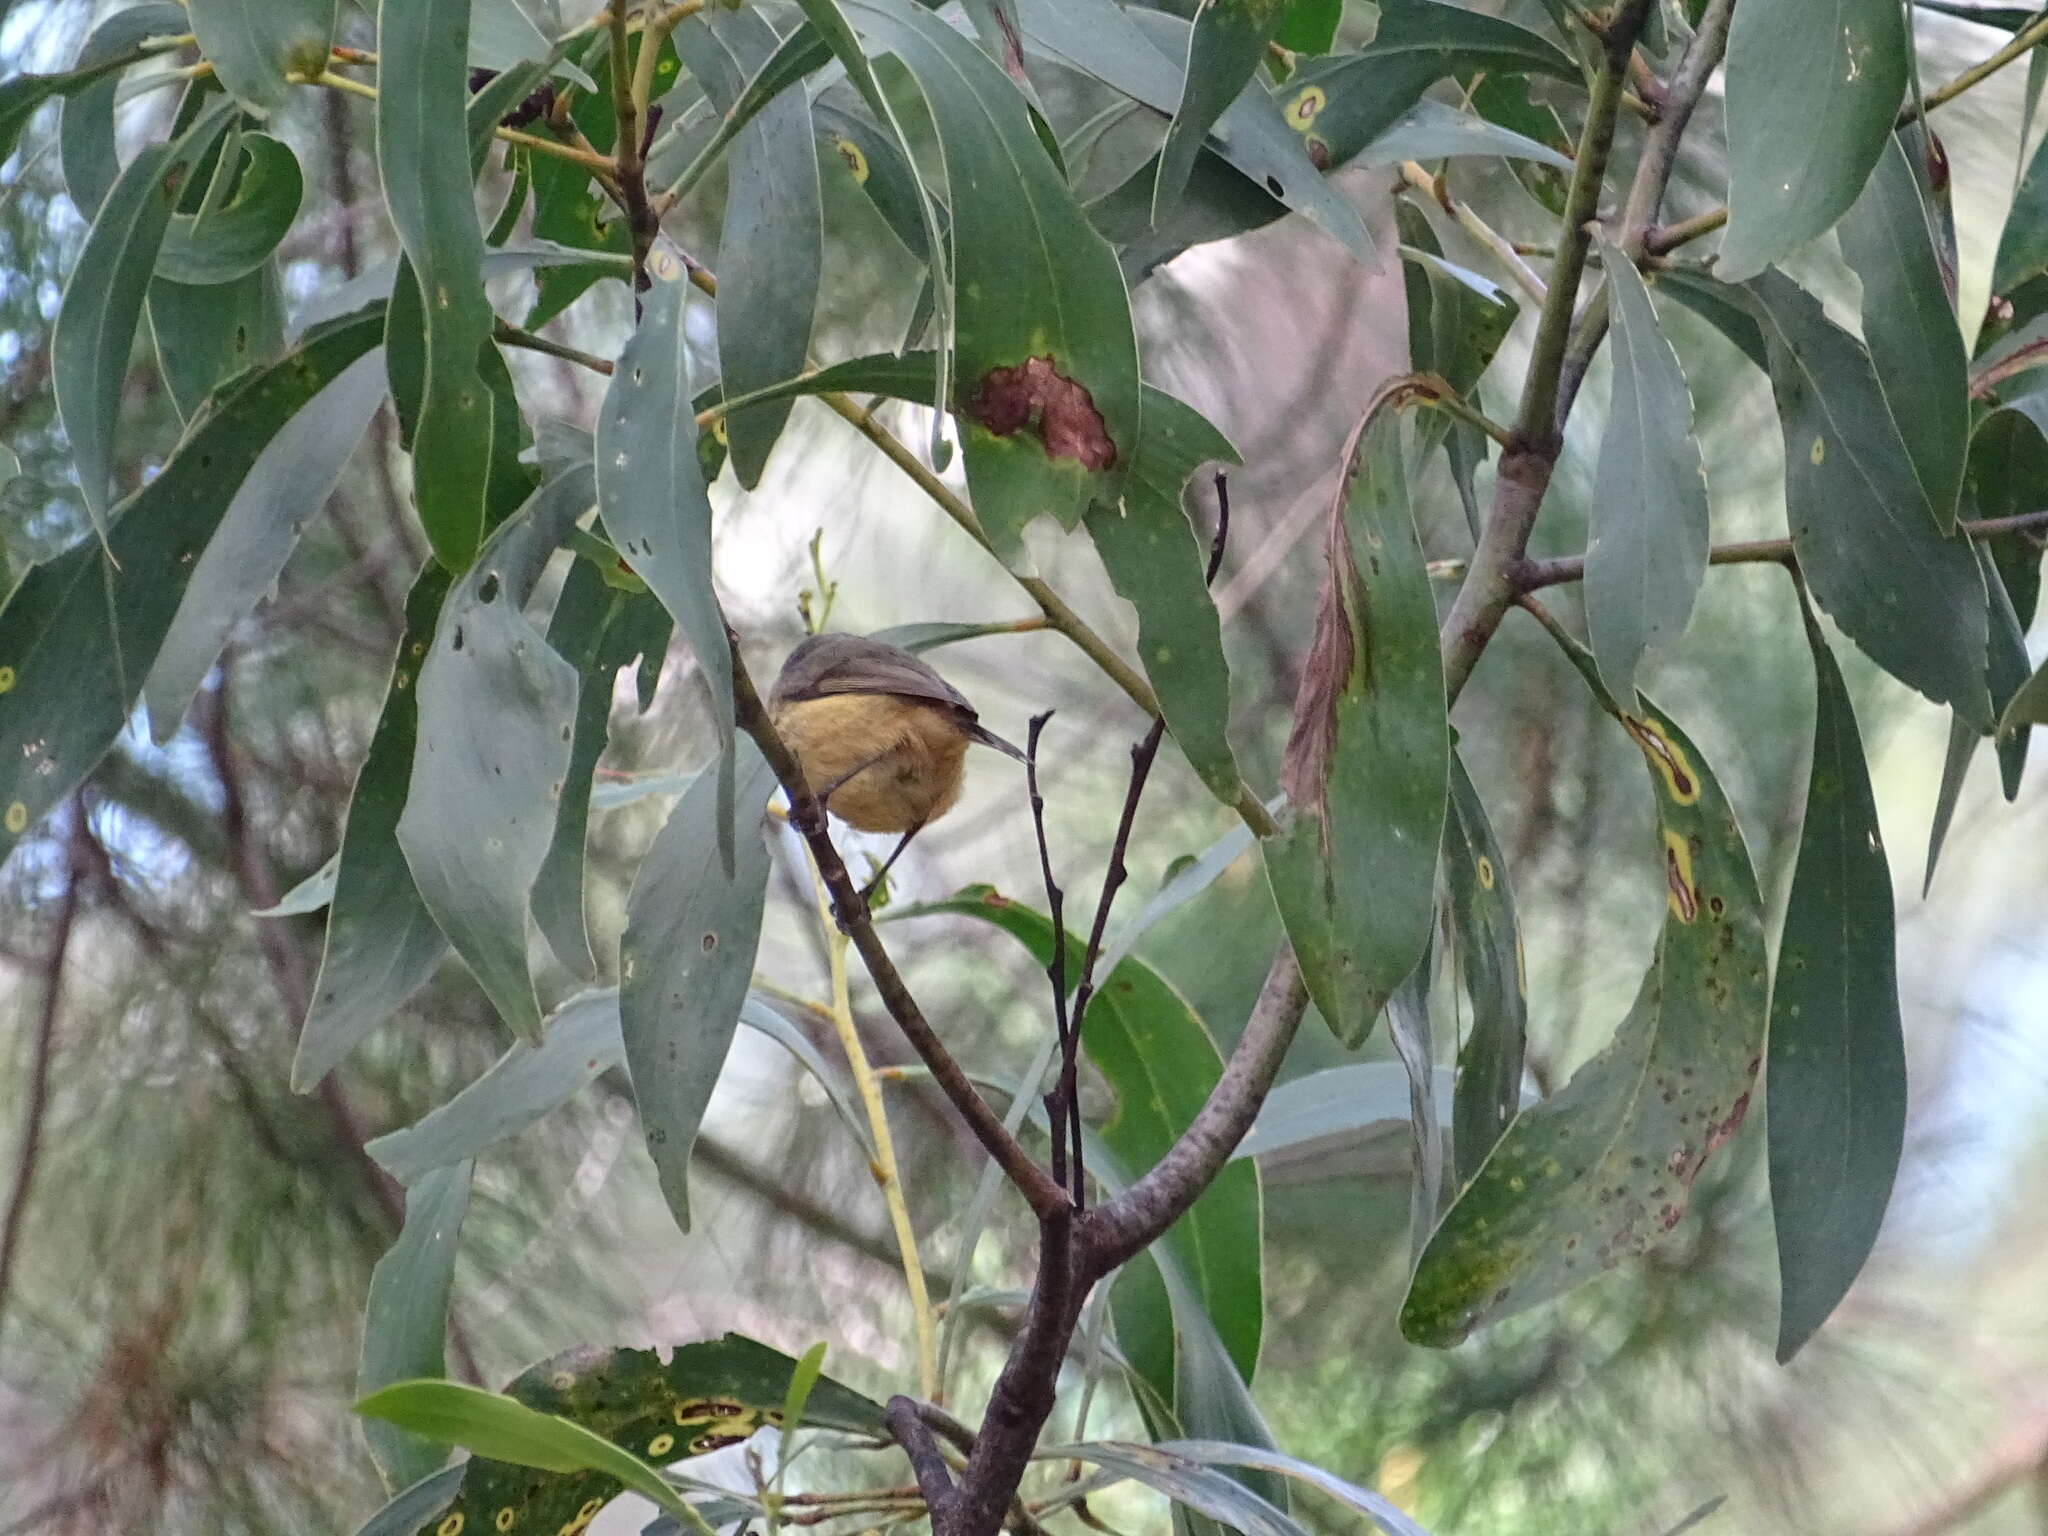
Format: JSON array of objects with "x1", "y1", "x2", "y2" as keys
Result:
[{"x1": 772, "y1": 632, "x2": 978, "y2": 716}]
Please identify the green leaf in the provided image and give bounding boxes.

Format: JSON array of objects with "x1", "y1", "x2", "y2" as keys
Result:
[
  {"x1": 142, "y1": 347, "x2": 385, "y2": 741},
  {"x1": 367, "y1": 1336, "x2": 887, "y2": 1535},
  {"x1": 1351, "y1": 99, "x2": 1575, "y2": 172},
  {"x1": 1015, "y1": 0, "x2": 1373, "y2": 264},
  {"x1": 674, "y1": 11, "x2": 824, "y2": 488},
  {"x1": 0, "y1": 307, "x2": 382, "y2": 870},
  {"x1": 1385, "y1": 951, "x2": 1440, "y2": 1259},
  {"x1": 1585, "y1": 247, "x2": 1709, "y2": 702},
  {"x1": 1154, "y1": 0, "x2": 1293, "y2": 220},
  {"x1": 1084, "y1": 388, "x2": 1243, "y2": 805},
  {"x1": 58, "y1": 2, "x2": 191, "y2": 218},
  {"x1": 1745, "y1": 270, "x2": 1990, "y2": 725},
  {"x1": 845, "y1": 0, "x2": 1142, "y2": 562},
  {"x1": 1770, "y1": 593, "x2": 1906, "y2": 1363},
  {"x1": 866, "y1": 617, "x2": 1034, "y2": 653},
  {"x1": 1403, "y1": 666, "x2": 1767, "y2": 1348},
  {"x1": 1234, "y1": 1062, "x2": 1457, "y2": 1182},
  {"x1": 1967, "y1": 407, "x2": 2048, "y2": 791},
  {"x1": 1047, "y1": 1443, "x2": 1303, "y2": 1536},
  {"x1": 1, "y1": 17, "x2": 186, "y2": 167},
  {"x1": 53, "y1": 96, "x2": 235, "y2": 539},
  {"x1": 1719, "y1": 0, "x2": 1908, "y2": 280},
  {"x1": 1398, "y1": 202, "x2": 1513, "y2": 533},
  {"x1": 620, "y1": 741, "x2": 779, "y2": 1232},
  {"x1": 378, "y1": 0, "x2": 500, "y2": 569},
  {"x1": 1836, "y1": 133, "x2": 1967, "y2": 531},
  {"x1": 293, "y1": 566, "x2": 454, "y2": 1088},
  {"x1": 359, "y1": 1161, "x2": 472, "y2": 1491},
  {"x1": 1655, "y1": 268, "x2": 1769, "y2": 373},
  {"x1": 892, "y1": 888, "x2": 1264, "y2": 1384},
  {"x1": 522, "y1": 45, "x2": 639, "y2": 328},
  {"x1": 1265, "y1": 406, "x2": 1448, "y2": 1046},
  {"x1": 775, "y1": 1341, "x2": 828, "y2": 1473},
  {"x1": 147, "y1": 262, "x2": 288, "y2": 424},
  {"x1": 533, "y1": 564, "x2": 670, "y2": 977},
  {"x1": 254, "y1": 854, "x2": 338, "y2": 916},
  {"x1": 2001, "y1": 654, "x2": 2048, "y2": 733},
  {"x1": 154, "y1": 131, "x2": 304, "y2": 284},
  {"x1": 1054, "y1": 1440, "x2": 1432, "y2": 1536},
  {"x1": 814, "y1": 101, "x2": 943, "y2": 269},
  {"x1": 398, "y1": 467, "x2": 591, "y2": 1044},
  {"x1": 188, "y1": 0, "x2": 335, "y2": 112},
  {"x1": 1997, "y1": 94, "x2": 2048, "y2": 291},
  {"x1": 351, "y1": 1466, "x2": 462, "y2": 1536},
  {"x1": 1275, "y1": 0, "x2": 1341, "y2": 54},
  {"x1": 1444, "y1": 754, "x2": 1527, "y2": 1182},
  {"x1": 596, "y1": 255, "x2": 735, "y2": 761}
]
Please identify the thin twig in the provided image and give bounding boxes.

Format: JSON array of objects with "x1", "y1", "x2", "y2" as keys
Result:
[
  {"x1": 1021, "y1": 713, "x2": 1075, "y2": 1197},
  {"x1": 1399, "y1": 162, "x2": 1549, "y2": 306},
  {"x1": 888, "y1": 1395, "x2": 959, "y2": 1512},
  {"x1": 495, "y1": 321, "x2": 616, "y2": 375}
]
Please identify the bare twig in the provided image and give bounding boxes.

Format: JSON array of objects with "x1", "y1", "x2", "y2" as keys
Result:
[{"x1": 1021, "y1": 713, "x2": 1077, "y2": 1198}]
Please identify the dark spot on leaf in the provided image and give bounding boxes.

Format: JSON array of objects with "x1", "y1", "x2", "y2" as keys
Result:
[
  {"x1": 1703, "y1": 1092, "x2": 1749, "y2": 1153},
  {"x1": 479, "y1": 572, "x2": 501, "y2": 603},
  {"x1": 1264, "y1": 175, "x2": 1285, "y2": 195},
  {"x1": 452, "y1": 626, "x2": 465, "y2": 652},
  {"x1": 701, "y1": 932, "x2": 717, "y2": 952},
  {"x1": 1306, "y1": 136, "x2": 1330, "y2": 171},
  {"x1": 963, "y1": 355, "x2": 1117, "y2": 470}
]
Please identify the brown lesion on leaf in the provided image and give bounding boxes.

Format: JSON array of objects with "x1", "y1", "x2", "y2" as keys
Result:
[{"x1": 963, "y1": 356, "x2": 1118, "y2": 471}]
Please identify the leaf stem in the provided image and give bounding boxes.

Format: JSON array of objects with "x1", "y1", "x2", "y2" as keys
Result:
[
  {"x1": 494, "y1": 321, "x2": 616, "y2": 375},
  {"x1": 1399, "y1": 162, "x2": 1549, "y2": 306},
  {"x1": 802, "y1": 849, "x2": 938, "y2": 1400}
]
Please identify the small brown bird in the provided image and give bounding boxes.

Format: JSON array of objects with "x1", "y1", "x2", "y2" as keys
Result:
[{"x1": 770, "y1": 633, "x2": 1025, "y2": 892}]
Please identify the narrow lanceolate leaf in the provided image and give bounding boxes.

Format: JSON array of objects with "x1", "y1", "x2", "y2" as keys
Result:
[
  {"x1": 378, "y1": 0, "x2": 499, "y2": 569},
  {"x1": 155, "y1": 132, "x2": 305, "y2": 284},
  {"x1": 1746, "y1": 270, "x2": 1991, "y2": 726},
  {"x1": 1084, "y1": 388, "x2": 1243, "y2": 806},
  {"x1": 534, "y1": 562, "x2": 670, "y2": 977},
  {"x1": 814, "y1": 102, "x2": 941, "y2": 270},
  {"x1": 596, "y1": 254, "x2": 733, "y2": 757},
  {"x1": 1050, "y1": 1443, "x2": 1301, "y2": 1536},
  {"x1": 1154, "y1": 0, "x2": 1292, "y2": 219},
  {"x1": 2, "y1": 18, "x2": 187, "y2": 165},
  {"x1": 1719, "y1": 0, "x2": 1908, "y2": 280},
  {"x1": 53, "y1": 96, "x2": 233, "y2": 538},
  {"x1": 1385, "y1": 948, "x2": 1440, "y2": 1262},
  {"x1": 1444, "y1": 754, "x2": 1526, "y2": 1183},
  {"x1": 350, "y1": 1466, "x2": 463, "y2": 1536},
  {"x1": 1836, "y1": 133, "x2": 1968, "y2": 531},
  {"x1": 188, "y1": 0, "x2": 335, "y2": 113},
  {"x1": 399, "y1": 468, "x2": 592, "y2": 1044},
  {"x1": 1234, "y1": 1062, "x2": 1460, "y2": 1182},
  {"x1": 58, "y1": 2, "x2": 190, "y2": 218},
  {"x1": 1585, "y1": 247, "x2": 1709, "y2": 703},
  {"x1": 0, "y1": 307, "x2": 382, "y2": 871},
  {"x1": 843, "y1": 0, "x2": 1142, "y2": 564},
  {"x1": 143, "y1": 347, "x2": 385, "y2": 741},
  {"x1": 1266, "y1": 402, "x2": 1448, "y2": 1047},
  {"x1": 293, "y1": 565, "x2": 453, "y2": 1090},
  {"x1": 1403, "y1": 666, "x2": 1767, "y2": 1348},
  {"x1": 1996, "y1": 112, "x2": 2048, "y2": 291},
  {"x1": 358, "y1": 1161, "x2": 472, "y2": 1491},
  {"x1": 673, "y1": 10, "x2": 823, "y2": 488},
  {"x1": 147, "y1": 263, "x2": 287, "y2": 423},
  {"x1": 1398, "y1": 203, "x2": 1514, "y2": 531},
  {"x1": 1771, "y1": 594, "x2": 1907, "y2": 1363},
  {"x1": 365, "y1": 1337, "x2": 887, "y2": 1536},
  {"x1": 620, "y1": 742, "x2": 778, "y2": 1233},
  {"x1": 1052, "y1": 1441, "x2": 1431, "y2": 1536}
]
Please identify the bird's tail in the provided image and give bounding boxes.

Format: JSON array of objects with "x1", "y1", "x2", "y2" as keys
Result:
[{"x1": 969, "y1": 722, "x2": 1029, "y2": 762}]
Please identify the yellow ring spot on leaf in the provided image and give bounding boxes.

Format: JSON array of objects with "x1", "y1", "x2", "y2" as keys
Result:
[
  {"x1": 437, "y1": 1515, "x2": 465, "y2": 1536},
  {"x1": 1475, "y1": 854, "x2": 1495, "y2": 889},
  {"x1": 832, "y1": 136, "x2": 870, "y2": 184},
  {"x1": 1662, "y1": 829, "x2": 1698, "y2": 923},
  {"x1": 0, "y1": 665, "x2": 14, "y2": 693},
  {"x1": 549, "y1": 1370, "x2": 575, "y2": 1390},
  {"x1": 495, "y1": 1509, "x2": 517, "y2": 1533},
  {"x1": 647, "y1": 1432, "x2": 676, "y2": 1458},
  {"x1": 578, "y1": 1499, "x2": 604, "y2": 1522},
  {"x1": 1809, "y1": 436, "x2": 1825, "y2": 466},
  {"x1": 4, "y1": 803, "x2": 26, "y2": 835},
  {"x1": 711, "y1": 418, "x2": 728, "y2": 446},
  {"x1": 1287, "y1": 85, "x2": 1327, "y2": 130},
  {"x1": 1621, "y1": 715, "x2": 1701, "y2": 804}
]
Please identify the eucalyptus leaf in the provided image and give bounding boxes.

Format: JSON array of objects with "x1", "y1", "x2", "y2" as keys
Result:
[
  {"x1": 1445, "y1": 754, "x2": 1527, "y2": 1181},
  {"x1": 155, "y1": 132, "x2": 304, "y2": 285},
  {"x1": 359, "y1": 1162, "x2": 472, "y2": 1491},
  {"x1": 188, "y1": 0, "x2": 336, "y2": 113},
  {"x1": 147, "y1": 262, "x2": 288, "y2": 423},
  {"x1": 58, "y1": 1, "x2": 191, "y2": 218}
]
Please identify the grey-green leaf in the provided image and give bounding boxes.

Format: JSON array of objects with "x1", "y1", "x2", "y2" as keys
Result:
[
  {"x1": 398, "y1": 467, "x2": 591, "y2": 1044},
  {"x1": 58, "y1": 1, "x2": 190, "y2": 218},
  {"x1": 188, "y1": 0, "x2": 337, "y2": 113},
  {"x1": 1585, "y1": 247, "x2": 1709, "y2": 703},
  {"x1": 1836, "y1": 133, "x2": 1967, "y2": 531},
  {"x1": 619, "y1": 741, "x2": 778, "y2": 1233},
  {"x1": 673, "y1": 10, "x2": 824, "y2": 489},
  {"x1": 596, "y1": 254, "x2": 734, "y2": 757},
  {"x1": 147, "y1": 262, "x2": 288, "y2": 423},
  {"x1": 1746, "y1": 270, "x2": 1990, "y2": 725},
  {"x1": 1444, "y1": 754, "x2": 1526, "y2": 1181},
  {"x1": 1719, "y1": 0, "x2": 1908, "y2": 280},
  {"x1": 294, "y1": 564, "x2": 454, "y2": 1090},
  {"x1": 143, "y1": 346, "x2": 385, "y2": 741},
  {"x1": 155, "y1": 131, "x2": 305, "y2": 285},
  {"x1": 1770, "y1": 593, "x2": 1906, "y2": 1363},
  {"x1": 358, "y1": 1160, "x2": 472, "y2": 1491}
]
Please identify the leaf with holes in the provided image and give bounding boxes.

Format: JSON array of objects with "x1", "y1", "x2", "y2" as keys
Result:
[
  {"x1": 361, "y1": 1337, "x2": 886, "y2": 1536},
  {"x1": 1719, "y1": 0, "x2": 1907, "y2": 280},
  {"x1": 1154, "y1": 0, "x2": 1294, "y2": 221},
  {"x1": 1746, "y1": 270, "x2": 1990, "y2": 725},
  {"x1": 1403, "y1": 653, "x2": 1767, "y2": 1347},
  {"x1": 1085, "y1": 388, "x2": 1243, "y2": 805},
  {"x1": 0, "y1": 306, "x2": 383, "y2": 872},
  {"x1": 147, "y1": 263, "x2": 288, "y2": 424},
  {"x1": 155, "y1": 131, "x2": 304, "y2": 285},
  {"x1": 359, "y1": 1161, "x2": 472, "y2": 1492},
  {"x1": 1585, "y1": 246, "x2": 1709, "y2": 703},
  {"x1": 1265, "y1": 404, "x2": 1448, "y2": 1047},
  {"x1": 620, "y1": 741, "x2": 778, "y2": 1233},
  {"x1": 399, "y1": 467, "x2": 591, "y2": 1044},
  {"x1": 1770, "y1": 592, "x2": 1906, "y2": 1362},
  {"x1": 843, "y1": 0, "x2": 1141, "y2": 564}
]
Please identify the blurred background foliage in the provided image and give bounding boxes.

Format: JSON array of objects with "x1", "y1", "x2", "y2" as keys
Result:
[{"x1": 2, "y1": 2, "x2": 2047, "y2": 1534}]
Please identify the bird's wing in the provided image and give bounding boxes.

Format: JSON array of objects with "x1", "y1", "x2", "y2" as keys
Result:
[{"x1": 773, "y1": 633, "x2": 978, "y2": 716}]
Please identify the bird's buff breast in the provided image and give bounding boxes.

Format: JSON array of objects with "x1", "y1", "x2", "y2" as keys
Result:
[{"x1": 773, "y1": 693, "x2": 970, "y2": 833}]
